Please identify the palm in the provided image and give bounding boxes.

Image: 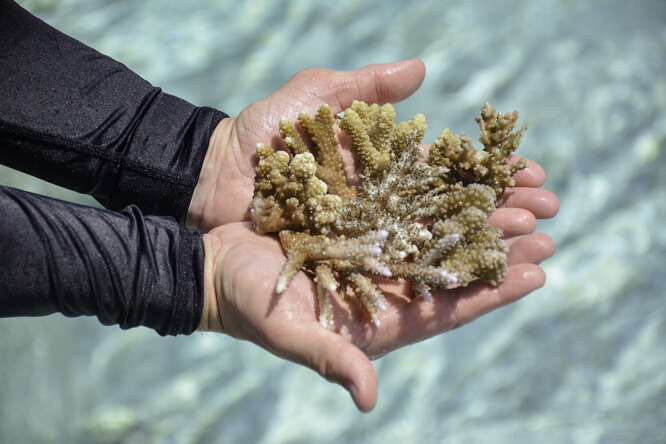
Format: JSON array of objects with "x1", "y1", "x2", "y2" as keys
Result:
[{"x1": 209, "y1": 222, "x2": 550, "y2": 357}]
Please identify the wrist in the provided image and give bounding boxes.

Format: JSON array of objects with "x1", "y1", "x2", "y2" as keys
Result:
[
  {"x1": 186, "y1": 117, "x2": 235, "y2": 231},
  {"x1": 198, "y1": 232, "x2": 225, "y2": 332}
]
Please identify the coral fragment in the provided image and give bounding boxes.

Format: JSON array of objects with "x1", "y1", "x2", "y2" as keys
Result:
[{"x1": 251, "y1": 102, "x2": 527, "y2": 326}]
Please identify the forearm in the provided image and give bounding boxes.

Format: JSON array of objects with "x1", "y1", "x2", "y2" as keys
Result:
[
  {"x1": 0, "y1": 0, "x2": 227, "y2": 223},
  {"x1": 0, "y1": 185, "x2": 204, "y2": 335}
]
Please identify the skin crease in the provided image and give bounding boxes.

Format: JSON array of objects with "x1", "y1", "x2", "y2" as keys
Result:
[{"x1": 191, "y1": 59, "x2": 560, "y2": 412}]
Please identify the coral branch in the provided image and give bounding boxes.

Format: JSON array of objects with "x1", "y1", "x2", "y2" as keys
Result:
[{"x1": 299, "y1": 104, "x2": 357, "y2": 201}]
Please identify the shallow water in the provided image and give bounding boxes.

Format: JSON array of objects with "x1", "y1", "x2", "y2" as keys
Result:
[{"x1": 1, "y1": 0, "x2": 665, "y2": 442}]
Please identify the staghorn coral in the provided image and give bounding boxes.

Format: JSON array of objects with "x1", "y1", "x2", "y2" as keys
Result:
[{"x1": 250, "y1": 101, "x2": 528, "y2": 327}]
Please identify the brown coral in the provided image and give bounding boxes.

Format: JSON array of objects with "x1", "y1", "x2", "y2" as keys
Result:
[{"x1": 249, "y1": 101, "x2": 527, "y2": 326}]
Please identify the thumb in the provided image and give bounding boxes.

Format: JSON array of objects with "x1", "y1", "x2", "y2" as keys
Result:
[
  {"x1": 327, "y1": 58, "x2": 426, "y2": 113},
  {"x1": 279, "y1": 324, "x2": 378, "y2": 412}
]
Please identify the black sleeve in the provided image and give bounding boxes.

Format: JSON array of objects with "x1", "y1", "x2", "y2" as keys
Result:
[
  {"x1": 0, "y1": 0, "x2": 228, "y2": 224},
  {"x1": 0, "y1": 185, "x2": 205, "y2": 336}
]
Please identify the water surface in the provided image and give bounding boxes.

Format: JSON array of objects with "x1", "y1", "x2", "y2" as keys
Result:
[{"x1": 1, "y1": 0, "x2": 665, "y2": 442}]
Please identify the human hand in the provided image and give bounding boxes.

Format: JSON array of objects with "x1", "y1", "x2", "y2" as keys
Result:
[
  {"x1": 186, "y1": 59, "x2": 427, "y2": 231},
  {"x1": 198, "y1": 161, "x2": 558, "y2": 412}
]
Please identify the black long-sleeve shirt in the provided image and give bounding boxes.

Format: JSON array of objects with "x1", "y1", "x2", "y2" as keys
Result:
[{"x1": 0, "y1": 0, "x2": 228, "y2": 335}]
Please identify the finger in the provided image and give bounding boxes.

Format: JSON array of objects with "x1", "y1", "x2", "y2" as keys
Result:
[
  {"x1": 501, "y1": 187, "x2": 560, "y2": 219},
  {"x1": 276, "y1": 320, "x2": 378, "y2": 412},
  {"x1": 441, "y1": 264, "x2": 546, "y2": 328},
  {"x1": 487, "y1": 208, "x2": 536, "y2": 237},
  {"x1": 327, "y1": 59, "x2": 426, "y2": 113},
  {"x1": 505, "y1": 233, "x2": 555, "y2": 265},
  {"x1": 511, "y1": 156, "x2": 546, "y2": 187},
  {"x1": 397, "y1": 264, "x2": 545, "y2": 344}
]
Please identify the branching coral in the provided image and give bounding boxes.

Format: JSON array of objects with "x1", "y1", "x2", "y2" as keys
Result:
[{"x1": 250, "y1": 101, "x2": 528, "y2": 327}]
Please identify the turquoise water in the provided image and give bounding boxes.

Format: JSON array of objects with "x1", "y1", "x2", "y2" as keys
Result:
[{"x1": 1, "y1": 0, "x2": 665, "y2": 442}]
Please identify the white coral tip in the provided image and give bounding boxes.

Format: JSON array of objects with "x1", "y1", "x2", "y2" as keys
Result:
[
  {"x1": 377, "y1": 229, "x2": 389, "y2": 239},
  {"x1": 376, "y1": 300, "x2": 387, "y2": 312},
  {"x1": 416, "y1": 282, "x2": 432, "y2": 302},
  {"x1": 370, "y1": 246, "x2": 383, "y2": 256},
  {"x1": 363, "y1": 257, "x2": 391, "y2": 277},
  {"x1": 275, "y1": 278, "x2": 288, "y2": 294},
  {"x1": 371, "y1": 315, "x2": 381, "y2": 327},
  {"x1": 319, "y1": 316, "x2": 333, "y2": 328},
  {"x1": 378, "y1": 267, "x2": 392, "y2": 278}
]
